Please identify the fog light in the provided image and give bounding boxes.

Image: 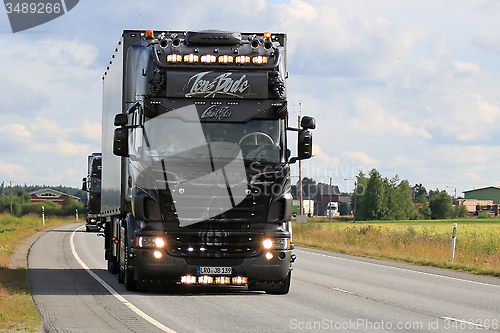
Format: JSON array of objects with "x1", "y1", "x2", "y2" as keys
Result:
[
  {"x1": 265, "y1": 252, "x2": 274, "y2": 260},
  {"x1": 153, "y1": 250, "x2": 162, "y2": 259}
]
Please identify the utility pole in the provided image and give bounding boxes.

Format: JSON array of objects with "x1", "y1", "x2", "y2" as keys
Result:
[
  {"x1": 10, "y1": 181, "x2": 13, "y2": 213},
  {"x1": 329, "y1": 177, "x2": 332, "y2": 221},
  {"x1": 298, "y1": 115, "x2": 303, "y2": 215}
]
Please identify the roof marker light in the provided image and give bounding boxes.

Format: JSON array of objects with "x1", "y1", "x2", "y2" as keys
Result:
[
  {"x1": 252, "y1": 56, "x2": 268, "y2": 65},
  {"x1": 184, "y1": 54, "x2": 199, "y2": 63},
  {"x1": 235, "y1": 55, "x2": 250, "y2": 64},
  {"x1": 218, "y1": 55, "x2": 234, "y2": 64},
  {"x1": 201, "y1": 55, "x2": 216, "y2": 63},
  {"x1": 167, "y1": 54, "x2": 182, "y2": 63},
  {"x1": 145, "y1": 30, "x2": 154, "y2": 39}
]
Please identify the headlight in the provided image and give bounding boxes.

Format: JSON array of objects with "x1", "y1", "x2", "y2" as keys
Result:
[
  {"x1": 137, "y1": 236, "x2": 166, "y2": 248},
  {"x1": 262, "y1": 238, "x2": 291, "y2": 250}
]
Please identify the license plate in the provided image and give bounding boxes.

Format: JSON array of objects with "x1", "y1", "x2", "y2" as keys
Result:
[{"x1": 197, "y1": 266, "x2": 232, "y2": 275}]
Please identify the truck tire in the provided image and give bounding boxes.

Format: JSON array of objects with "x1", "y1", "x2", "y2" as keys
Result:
[
  {"x1": 117, "y1": 245, "x2": 124, "y2": 283},
  {"x1": 265, "y1": 272, "x2": 291, "y2": 295},
  {"x1": 123, "y1": 237, "x2": 137, "y2": 291},
  {"x1": 107, "y1": 258, "x2": 118, "y2": 274}
]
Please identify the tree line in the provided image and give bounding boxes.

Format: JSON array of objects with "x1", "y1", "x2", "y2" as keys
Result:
[{"x1": 354, "y1": 169, "x2": 468, "y2": 220}]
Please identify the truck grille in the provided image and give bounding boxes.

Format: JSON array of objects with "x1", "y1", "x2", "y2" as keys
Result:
[{"x1": 166, "y1": 230, "x2": 264, "y2": 258}]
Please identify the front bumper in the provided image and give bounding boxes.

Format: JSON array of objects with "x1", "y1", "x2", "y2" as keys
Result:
[{"x1": 131, "y1": 248, "x2": 293, "y2": 283}]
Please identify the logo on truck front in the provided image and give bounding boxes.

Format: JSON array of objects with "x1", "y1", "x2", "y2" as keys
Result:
[{"x1": 184, "y1": 72, "x2": 250, "y2": 98}]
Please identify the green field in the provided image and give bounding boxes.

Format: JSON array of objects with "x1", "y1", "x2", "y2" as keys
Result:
[{"x1": 292, "y1": 218, "x2": 500, "y2": 277}]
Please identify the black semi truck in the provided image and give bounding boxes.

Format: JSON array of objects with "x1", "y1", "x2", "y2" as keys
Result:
[
  {"x1": 101, "y1": 30, "x2": 315, "y2": 293},
  {"x1": 82, "y1": 153, "x2": 102, "y2": 232}
]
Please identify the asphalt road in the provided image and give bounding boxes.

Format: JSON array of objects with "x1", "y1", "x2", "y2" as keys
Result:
[{"x1": 29, "y1": 223, "x2": 500, "y2": 332}]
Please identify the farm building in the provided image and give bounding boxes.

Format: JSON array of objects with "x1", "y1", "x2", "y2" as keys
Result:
[
  {"x1": 28, "y1": 189, "x2": 80, "y2": 205},
  {"x1": 463, "y1": 186, "x2": 500, "y2": 204}
]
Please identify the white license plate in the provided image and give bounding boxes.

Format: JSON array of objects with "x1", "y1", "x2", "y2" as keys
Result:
[{"x1": 197, "y1": 266, "x2": 232, "y2": 275}]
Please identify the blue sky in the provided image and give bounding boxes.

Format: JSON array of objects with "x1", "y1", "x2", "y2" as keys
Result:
[{"x1": 1, "y1": 0, "x2": 500, "y2": 197}]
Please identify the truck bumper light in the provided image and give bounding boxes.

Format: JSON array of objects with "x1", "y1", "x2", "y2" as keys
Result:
[
  {"x1": 153, "y1": 251, "x2": 162, "y2": 259},
  {"x1": 181, "y1": 275, "x2": 197, "y2": 284},
  {"x1": 265, "y1": 252, "x2": 274, "y2": 260},
  {"x1": 198, "y1": 276, "x2": 214, "y2": 284},
  {"x1": 215, "y1": 276, "x2": 231, "y2": 285},
  {"x1": 232, "y1": 276, "x2": 248, "y2": 285}
]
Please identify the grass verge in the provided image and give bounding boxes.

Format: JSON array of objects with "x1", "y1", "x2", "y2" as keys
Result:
[
  {"x1": 293, "y1": 218, "x2": 500, "y2": 277},
  {"x1": 0, "y1": 213, "x2": 74, "y2": 331}
]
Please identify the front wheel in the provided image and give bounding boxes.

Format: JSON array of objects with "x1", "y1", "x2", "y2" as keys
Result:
[{"x1": 123, "y1": 240, "x2": 137, "y2": 291}]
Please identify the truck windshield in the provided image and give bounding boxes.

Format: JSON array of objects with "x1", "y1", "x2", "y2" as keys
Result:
[{"x1": 132, "y1": 117, "x2": 285, "y2": 165}]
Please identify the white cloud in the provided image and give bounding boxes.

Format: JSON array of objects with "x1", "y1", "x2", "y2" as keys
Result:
[
  {"x1": 350, "y1": 97, "x2": 432, "y2": 139},
  {"x1": 473, "y1": 31, "x2": 500, "y2": 54},
  {"x1": 312, "y1": 144, "x2": 340, "y2": 166},
  {"x1": 454, "y1": 61, "x2": 480, "y2": 75},
  {"x1": 343, "y1": 151, "x2": 380, "y2": 166},
  {"x1": 429, "y1": 36, "x2": 453, "y2": 58},
  {"x1": 0, "y1": 160, "x2": 31, "y2": 179},
  {"x1": 0, "y1": 116, "x2": 91, "y2": 157}
]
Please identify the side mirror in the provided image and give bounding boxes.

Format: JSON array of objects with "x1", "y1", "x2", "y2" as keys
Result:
[
  {"x1": 82, "y1": 177, "x2": 87, "y2": 191},
  {"x1": 301, "y1": 116, "x2": 316, "y2": 130},
  {"x1": 297, "y1": 129, "x2": 312, "y2": 160},
  {"x1": 113, "y1": 127, "x2": 129, "y2": 157},
  {"x1": 114, "y1": 113, "x2": 128, "y2": 126}
]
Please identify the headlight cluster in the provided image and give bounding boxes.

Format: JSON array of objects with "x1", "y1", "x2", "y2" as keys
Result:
[
  {"x1": 262, "y1": 238, "x2": 291, "y2": 250},
  {"x1": 137, "y1": 236, "x2": 165, "y2": 248}
]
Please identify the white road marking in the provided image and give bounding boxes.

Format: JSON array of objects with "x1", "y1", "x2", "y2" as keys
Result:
[
  {"x1": 70, "y1": 225, "x2": 177, "y2": 333},
  {"x1": 295, "y1": 249, "x2": 500, "y2": 289},
  {"x1": 440, "y1": 317, "x2": 490, "y2": 329}
]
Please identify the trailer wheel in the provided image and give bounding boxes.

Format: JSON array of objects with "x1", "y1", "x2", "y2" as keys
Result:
[{"x1": 107, "y1": 258, "x2": 118, "y2": 274}]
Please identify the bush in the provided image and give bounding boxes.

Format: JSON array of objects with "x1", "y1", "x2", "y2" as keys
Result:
[{"x1": 477, "y1": 212, "x2": 491, "y2": 219}]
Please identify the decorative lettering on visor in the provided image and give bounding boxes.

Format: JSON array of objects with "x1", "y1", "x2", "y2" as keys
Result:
[
  {"x1": 200, "y1": 105, "x2": 232, "y2": 120},
  {"x1": 166, "y1": 71, "x2": 268, "y2": 99}
]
